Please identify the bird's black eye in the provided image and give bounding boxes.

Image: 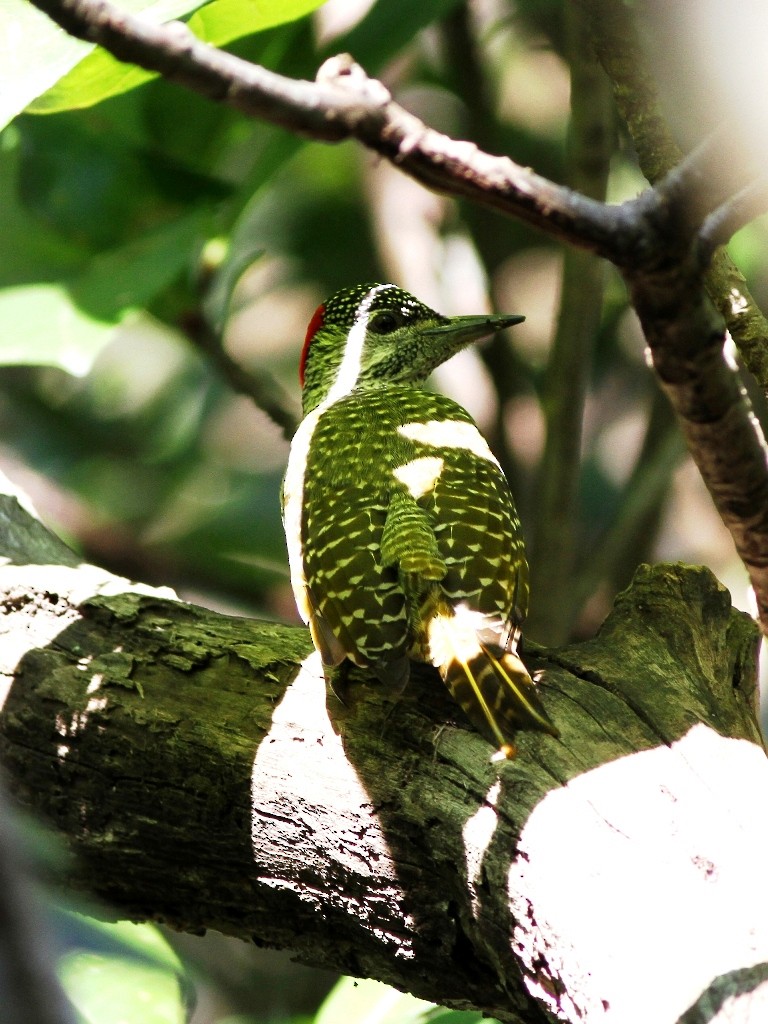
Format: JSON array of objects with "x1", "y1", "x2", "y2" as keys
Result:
[{"x1": 368, "y1": 311, "x2": 400, "y2": 334}]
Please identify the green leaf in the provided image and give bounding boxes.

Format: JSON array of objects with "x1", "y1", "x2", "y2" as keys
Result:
[
  {"x1": 30, "y1": 62, "x2": 155, "y2": 116},
  {"x1": 0, "y1": 283, "x2": 120, "y2": 375},
  {"x1": 2, "y1": 0, "x2": 211, "y2": 127},
  {"x1": 0, "y1": 0, "x2": 92, "y2": 130},
  {"x1": 58, "y1": 918, "x2": 191, "y2": 1024},
  {"x1": 0, "y1": 131, "x2": 86, "y2": 283},
  {"x1": 72, "y1": 211, "x2": 208, "y2": 317},
  {"x1": 14, "y1": 109, "x2": 229, "y2": 252},
  {"x1": 63, "y1": 915, "x2": 186, "y2": 975},
  {"x1": 313, "y1": 978, "x2": 504, "y2": 1024},
  {"x1": 29, "y1": 0, "x2": 326, "y2": 114},
  {"x1": 315, "y1": 977, "x2": 435, "y2": 1024},
  {"x1": 187, "y1": 0, "x2": 326, "y2": 46},
  {"x1": 27, "y1": 0, "x2": 210, "y2": 115},
  {"x1": 0, "y1": 212, "x2": 207, "y2": 374}
]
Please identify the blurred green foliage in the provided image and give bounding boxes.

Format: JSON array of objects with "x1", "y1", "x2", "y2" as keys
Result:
[
  {"x1": 313, "y1": 976, "x2": 498, "y2": 1024},
  {"x1": 58, "y1": 916, "x2": 192, "y2": 1024}
]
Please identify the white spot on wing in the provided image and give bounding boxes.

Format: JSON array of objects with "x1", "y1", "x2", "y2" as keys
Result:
[
  {"x1": 393, "y1": 455, "x2": 444, "y2": 498},
  {"x1": 326, "y1": 283, "x2": 396, "y2": 404},
  {"x1": 398, "y1": 420, "x2": 501, "y2": 467}
]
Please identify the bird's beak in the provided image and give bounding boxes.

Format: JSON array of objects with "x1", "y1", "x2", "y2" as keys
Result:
[{"x1": 423, "y1": 312, "x2": 525, "y2": 344}]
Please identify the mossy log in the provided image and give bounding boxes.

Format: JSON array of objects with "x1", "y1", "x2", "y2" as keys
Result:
[{"x1": 0, "y1": 483, "x2": 765, "y2": 1023}]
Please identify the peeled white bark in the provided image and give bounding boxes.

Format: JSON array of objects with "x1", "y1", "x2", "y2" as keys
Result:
[{"x1": 509, "y1": 726, "x2": 768, "y2": 1022}]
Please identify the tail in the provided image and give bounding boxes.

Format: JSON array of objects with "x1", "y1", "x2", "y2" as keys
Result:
[{"x1": 429, "y1": 611, "x2": 559, "y2": 758}]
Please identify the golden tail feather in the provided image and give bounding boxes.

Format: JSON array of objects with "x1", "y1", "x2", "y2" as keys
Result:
[{"x1": 437, "y1": 630, "x2": 559, "y2": 758}]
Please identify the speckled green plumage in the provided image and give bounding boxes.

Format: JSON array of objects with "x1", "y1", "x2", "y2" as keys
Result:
[{"x1": 301, "y1": 385, "x2": 527, "y2": 675}]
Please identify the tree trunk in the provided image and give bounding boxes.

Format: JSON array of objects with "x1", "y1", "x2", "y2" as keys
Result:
[{"x1": 0, "y1": 478, "x2": 764, "y2": 1023}]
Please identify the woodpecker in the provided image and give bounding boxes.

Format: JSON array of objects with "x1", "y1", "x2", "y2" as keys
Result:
[{"x1": 282, "y1": 283, "x2": 558, "y2": 757}]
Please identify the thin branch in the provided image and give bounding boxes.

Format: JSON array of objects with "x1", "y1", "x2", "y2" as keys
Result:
[
  {"x1": 648, "y1": 127, "x2": 761, "y2": 254},
  {"x1": 528, "y1": 3, "x2": 613, "y2": 644},
  {"x1": 180, "y1": 309, "x2": 298, "y2": 438},
  {"x1": 698, "y1": 180, "x2": 768, "y2": 262}
]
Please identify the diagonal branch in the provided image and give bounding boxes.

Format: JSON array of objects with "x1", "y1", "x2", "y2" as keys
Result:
[
  {"x1": 698, "y1": 180, "x2": 768, "y2": 263},
  {"x1": 25, "y1": 0, "x2": 636, "y2": 256},
  {"x1": 180, "y1": 308, "x2": 298, "y2": 438}
]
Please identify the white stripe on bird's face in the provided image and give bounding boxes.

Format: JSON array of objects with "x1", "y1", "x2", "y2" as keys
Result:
[
  {"x1": 397, "y1": 420, "x2": 502, "y2": 467},
  {"x1": 284, "y1": 284, "x2": 397, "y2": 623},
  {"x1": 325, "y1": 282, "x2": 396, "y2": 405}
]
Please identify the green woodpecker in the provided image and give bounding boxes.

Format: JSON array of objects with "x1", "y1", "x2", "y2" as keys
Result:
[{"x1": 282, "y1": 283, "x2": 558, "y2": 757}]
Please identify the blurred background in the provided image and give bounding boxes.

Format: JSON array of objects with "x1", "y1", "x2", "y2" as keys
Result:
[
  {"x1": 3, "y1": 0, "x2": 766, "y2": 639},
  {"x1": 2, "y1": 0, "x2": 768, "y2": 1021}
]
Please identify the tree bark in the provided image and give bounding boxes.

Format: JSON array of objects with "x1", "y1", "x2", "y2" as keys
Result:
[{"x1": 0, "y1": 478, "x2": 765, "y2": 1022}]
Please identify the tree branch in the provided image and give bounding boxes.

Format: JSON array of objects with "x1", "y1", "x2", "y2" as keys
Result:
[
  {"x1": 24, "y1": 0, "x2": 640, "y2": 257},
  {"x1": 180, "y1": 308, "x2": 298, "y2": 439},
  {"x1": 698, "y1": 180, "x2": 768, "y2": 263}
]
